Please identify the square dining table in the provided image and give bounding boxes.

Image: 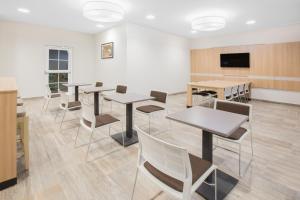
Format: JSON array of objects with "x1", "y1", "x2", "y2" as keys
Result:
[
  {"x1": 167, "y1": 106, "x2": 248, "y2": 200},
  {"x1": 82, "y1": 86, "x2": 115, "y2": 115},
  {"x1": 104, "y1": 93, "x2": 154, "y2": 147},
  {"x1": 63, "y1": 82, "x2": 92, "y2": 101}
]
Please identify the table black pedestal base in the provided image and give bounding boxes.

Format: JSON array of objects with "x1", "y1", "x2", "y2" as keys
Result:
[
  {"x1": 111, "y1": 130, "x2": 138, "y2": 147},
  {"x1": 196, "y1": 169, "x2": 238, "y2": 200}
]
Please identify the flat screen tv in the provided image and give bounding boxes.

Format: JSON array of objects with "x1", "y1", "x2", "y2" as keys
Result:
[{"x1": 220, "y1": 53, "x2": 250, "y2": 68}]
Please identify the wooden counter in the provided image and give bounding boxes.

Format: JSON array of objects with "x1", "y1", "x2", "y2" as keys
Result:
[{"x1": 0, "y1": 77, "x2": 17, "y2": 190}]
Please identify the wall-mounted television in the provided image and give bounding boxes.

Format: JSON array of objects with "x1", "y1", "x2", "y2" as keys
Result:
[{"x1": 220, "y1": 53, "x2": 250, "y2": 68}]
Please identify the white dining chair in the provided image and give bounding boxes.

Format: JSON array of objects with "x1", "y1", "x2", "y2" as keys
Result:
[
  {"x1": 75, "y1": 103, "x2": 124, "y2": 161},
  {"x1": 244, "y1": 83, "x2": 251, "y2": 102},
  {"x1": 42, "y1": 85, "x2": 61, "y2": 111},
  {"x1": 224, "y1": 87, "x2": 233, "y2": 101},
  {"x1": 55, "y1": 91, "x2": 81, "y2": 129},
  {"x1": 135, "y1": 91, "x2": 171, "y2": 134},
  {"x1": 131, "y1": 126, "x2": 217, "y2": 200},
  {"x1": 213, "y1": 99, "x2": 253, "y2": 177},
  {"x1": 238, "y1": 84, "x2": 246, "y2": 102},
  {"x1": 231, "y1": 85, "x2": 239, "y2": 101},
  {"x1": 102, "y1": 85, "x2": 127, "y2": 112}
]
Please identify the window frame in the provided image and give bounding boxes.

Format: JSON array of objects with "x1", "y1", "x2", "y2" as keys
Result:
[{"x1": 45, "y1": 46, "x2": 73, "y2": 93}]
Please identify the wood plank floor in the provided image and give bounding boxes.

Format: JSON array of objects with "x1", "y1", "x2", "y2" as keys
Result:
[{"x1": 1, "y1": 94, "x2": 300, "y2": 200}]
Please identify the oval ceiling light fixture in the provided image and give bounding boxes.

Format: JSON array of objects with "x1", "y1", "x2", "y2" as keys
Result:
[
  {"x1": 246, "y1": 20, "x2": 256, "y2": 25},
  {"x1": 146, "y1": 15, "x2": 155, "y2": 20},
  {"x1": 83, "y1": 1, "x2": 125, "y2": 23},
  {"x1": 192, "y1": 16, "x2": 226, "y2": 31},
  {"x1": 96, "y1": 24, "x2": 105, "y2": 28},
  {"x1": 17, "y1": 8, "x2": 30, "y2": 14}
]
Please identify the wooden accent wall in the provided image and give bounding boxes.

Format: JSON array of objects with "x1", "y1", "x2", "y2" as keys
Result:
[
  {"x1": 0, "y1": 77, "x2": 17, "y2": 187},
  {"x1": 191, "y1": 41, "x2": 300, "y2": 91}
]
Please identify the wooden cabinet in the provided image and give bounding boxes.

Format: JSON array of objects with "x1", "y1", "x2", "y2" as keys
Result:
[{"x1": 0, "y1": 77, "x2": 17, "y2": 190}]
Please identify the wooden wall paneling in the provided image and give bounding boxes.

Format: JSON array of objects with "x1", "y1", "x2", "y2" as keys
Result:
[{"x1": 191, "y1": 41, "x2": 300, "y2": 91}]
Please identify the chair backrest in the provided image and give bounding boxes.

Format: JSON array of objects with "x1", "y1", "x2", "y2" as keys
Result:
[
  {"x1": 60, "y1": 92, "x2": 69, "y2": 107},
  {"x1": 150, "y1": 90, "x2": 167, "y2": 103},
  {"x1": 245, "y1": 82, "x2": 250, "y2": 91},
  {"x1": 224, "y1": 87, "x2": 232, "y2": 98},
  {"x1": 239, "y1": 84, "x2": 245, "y2": 93},
  {"x1": 214, "y1": 99, "x2": 252, "y2": 122},
  {"x1": 136, "y1": 126, "x2": 192, "y2": 183},
  {"x1": 46, "y1": 85, "x2": 52, "y2": 97},
  {"x1": 231, "y1": 85, "x2": 239, "y2": 95},
  {"x1": 81, "y1": 103, "x2": 96, "y2": 128},
  {"x1": 116, "y1": 85, "x2": 127, "y2": 94},
  {"x1": 95, "y1": 82, "x2": 103, "y2": 87}
]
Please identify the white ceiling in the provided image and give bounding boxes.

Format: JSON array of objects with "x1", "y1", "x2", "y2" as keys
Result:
[{"x1": 0, "y1": 0, "x2": 300, "y2": 38}]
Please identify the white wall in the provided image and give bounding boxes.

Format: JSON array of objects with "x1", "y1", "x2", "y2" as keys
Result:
[
  {"x1": 190, "y1": 24, "x2": 300, "y2": 105},
  {"x1": 126, "y1": 24, "x2": 190, "y2": 94},
  {"x1": 95, "y1": 23, "x2": 190, "y2": 95},
  {"x1": 94, "y1": 24, "x2": 127, "y2": 88},
  {"x1": 0, "y1": 20, "x2": 96, "y2": 98},
  {"x1": 190, "y1": 24, "x2": 300, "y2": 49}
]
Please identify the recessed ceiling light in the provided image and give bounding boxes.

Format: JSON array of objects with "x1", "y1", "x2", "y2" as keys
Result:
[
  {"x1": 17, "y1": 8, "x2": 30, "y2": 14},
  {"x1": 192, "y1": 16, "x2": 226, "y2": 31},
  {"x1": 191, "y1": 30, "x2": 197, "y2": 34},
  {"x1": 146, "y1": 15, "x2": 155, "y2": 20},
  {"x1": 96, "y1": 24, "x2": 104, "y2": 28},
  {"x1": 246, "y1": 20, "x2": 256, "y2": 25}
]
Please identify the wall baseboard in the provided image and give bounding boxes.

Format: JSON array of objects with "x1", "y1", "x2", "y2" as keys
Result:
[
  {"x1": 169, "y1": 91, "x2": 186, "y2": 96},
  {"x1": 250, "y1": 98, "x2": 300, "y2": 106}
]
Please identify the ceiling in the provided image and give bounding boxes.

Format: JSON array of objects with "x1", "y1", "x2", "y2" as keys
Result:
[{"x1": 0, "y1": 0, "x2": 300, "y2": 38}]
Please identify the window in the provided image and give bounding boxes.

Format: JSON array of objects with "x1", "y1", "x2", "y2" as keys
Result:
[{"x1": 46, "y1": 47, "x2": 72, "y2": 93}]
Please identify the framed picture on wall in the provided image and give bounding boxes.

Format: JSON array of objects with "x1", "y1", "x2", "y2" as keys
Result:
[{"x1": 101, "y1": 42, "x2": 114, "y2": 59}]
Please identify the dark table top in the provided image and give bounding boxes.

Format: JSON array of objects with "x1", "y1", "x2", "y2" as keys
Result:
[
  {"x1": 104, "y1": 93, "x2": 154, "y2": 104},
  {"x1": 167, "y1": 106, "x2": 248, "y2": 137}
]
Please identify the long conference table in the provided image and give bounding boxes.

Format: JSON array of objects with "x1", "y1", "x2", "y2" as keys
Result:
[{"x1": 186, "y1": 80, "x2": 251, "y2": 107}]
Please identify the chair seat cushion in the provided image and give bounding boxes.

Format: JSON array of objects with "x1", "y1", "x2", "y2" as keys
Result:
[
  {"x1": 61, "y1": 101, "x2": 81, "y2": 108},
  {"x1": 103, "y1": 97, "x2": 112, "y2": 101},
  {"x1": 17, "y1": 99, "x2": 23, "y2": 106},
  {"x1": 17, "y1": 106, "x2": 26, "y2": 118},
  {"x1": 204, "y1": 90, "x2": 217, "y2": 95},
  {"x1": 83, "y1": 114, "x2": 119, "y2": 128},
  {"x1": 136, "y1": 105, "x2": 164, "y2": 113},
  {"x1": 51, "y1": 93, "x2": 61, "y2": 98},
  {"x1": 144, "y1": 154, "x2": 212, "y2": 192},
  {"x1": 192, "y1": 91, "x2": 210, "y2": 96},
  {"x1": 228, "y1": 127, "x2": 248, "y2": 140}
]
